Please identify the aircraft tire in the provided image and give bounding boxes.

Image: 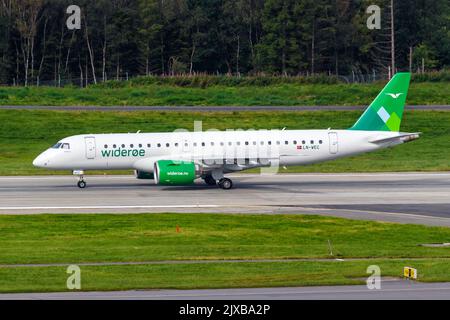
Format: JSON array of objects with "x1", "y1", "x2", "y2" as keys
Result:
[
  {"x1": 218, "y1": 178, "x2": 233, "y2": 190},
  {"x1": 77, "y1": 180, "x2": 87, "y2": 189}
]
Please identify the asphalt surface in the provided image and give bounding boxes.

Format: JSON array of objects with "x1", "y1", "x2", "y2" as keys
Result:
[
  {"x1": 1, "y1": 105, "x2": 449, "y2": 112},
  {"x1": 0, "y1": 172, "x2": 449, "y2": 226},
  {"x1": 1, "y1": 281, "x2": 449, "y2": 300}
]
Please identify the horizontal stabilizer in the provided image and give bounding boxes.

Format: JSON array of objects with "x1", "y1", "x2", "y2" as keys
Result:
[{"x1": 369, "y1": 133, "x2": 421, "y2": 144}]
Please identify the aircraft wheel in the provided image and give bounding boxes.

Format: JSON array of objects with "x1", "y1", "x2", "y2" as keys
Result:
[
  {"x1": 77, "y1": 180, "x2": 87, "y2": 189},
  {"x1": 218, "y1": 178, "x2": 233, "y2": 190},
  {"x1": 204, "y1": 175, "x2": 217, "y2": 186}
]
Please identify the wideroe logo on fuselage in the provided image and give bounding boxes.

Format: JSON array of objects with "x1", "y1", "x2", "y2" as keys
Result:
[{"x1": 101, "y1": 148, "x2": 146, "y2": 158}]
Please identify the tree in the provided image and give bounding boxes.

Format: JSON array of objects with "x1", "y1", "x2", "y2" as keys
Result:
[{"x1": 11, "y1": 0, "x2": 44, "y2": 86}]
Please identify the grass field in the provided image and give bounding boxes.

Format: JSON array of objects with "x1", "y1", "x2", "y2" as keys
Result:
[
  {"x1": 0, "y1": 109, "x2": 448, "y2": 175},
  {"x1": 0, "y1": 81, "x2": 449, "y2": 106},
  {"x1": 0, "y1": 213, "x2": 449, "y2": 293}
]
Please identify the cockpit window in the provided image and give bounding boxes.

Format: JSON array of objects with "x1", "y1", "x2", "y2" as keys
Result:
[{"x1": 51, "y1": 142, "x2": 70, "y2": 149}]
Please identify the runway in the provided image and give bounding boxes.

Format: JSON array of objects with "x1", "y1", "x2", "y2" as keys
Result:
[
  {"x1": 1, "y1": 281, "x2": 449, "y2": 300},
  {"x1": 1, "y1": 105, "x2": 449, "y2": 112},
  {"x1": 0, "y1": 172, "x2": 449, "y2": 226}
]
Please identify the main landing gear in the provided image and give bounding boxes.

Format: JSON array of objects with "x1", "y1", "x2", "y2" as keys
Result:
[
  {"x1": 73, "y1": 170, "x2": 87, "y2": 189},
  {"x1": 218, "y1": 178, "x2": 233, "y2": 190},
  {"x1": 203, "y1": 174, "x2": 233, "y2": 190},
  {"x1": 204, "y1": 175, "x2": 217, "y2": 186}
]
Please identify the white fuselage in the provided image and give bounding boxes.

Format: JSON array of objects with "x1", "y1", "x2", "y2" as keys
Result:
[{"x1": 33, "y1": 129, "x2": 404, "y2": 174}]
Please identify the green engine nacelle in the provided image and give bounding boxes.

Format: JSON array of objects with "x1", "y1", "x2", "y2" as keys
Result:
[
  {"x1": 154, "y1": 160, "x2": 197, "y2": 185},
  {"x1": 135, "y1": 170, "x2": 154, "y2": 180}
]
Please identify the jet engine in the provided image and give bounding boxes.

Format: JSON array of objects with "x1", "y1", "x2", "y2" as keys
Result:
[{"x1": 154, "y1": 160, "x2": 200, "y2": 185}]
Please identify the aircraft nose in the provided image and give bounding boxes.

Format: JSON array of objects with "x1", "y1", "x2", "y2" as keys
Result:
[{"x1": 33, "y1": 154, "x2": 48, "y2": 168}]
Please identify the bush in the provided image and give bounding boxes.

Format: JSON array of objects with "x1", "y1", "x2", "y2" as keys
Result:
[
  {"x1": 411, "y1": 70, "x2": 450, "y2": 82},
  {"x1": 92, "y1": 73, "x2": 341, "y2": 89}
]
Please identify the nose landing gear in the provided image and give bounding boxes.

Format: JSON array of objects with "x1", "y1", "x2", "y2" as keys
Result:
[
  {"x1": 205, "y1": 170, "x2": 233, "y2": 190},
  {"x1": 77, "y1": 180, "x2": 87, "y2": 189},
  {"x1": 73, "y1": 170, "x2": 87, "y2": 189}
]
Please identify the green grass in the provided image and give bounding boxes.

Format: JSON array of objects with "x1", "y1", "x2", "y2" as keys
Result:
[
  {"x1": 0, "y1": 82, "x2": 448, "y2": 106},
  {"x1": 0, "y1": 213, "x2": 449, "y2": 292},
  {"x1": 1, "y1": 259, "x2": 450, "y2": 293},
  {"x1": 0, "y1": 109, "x2": 448, "y2": 175},
  {"x1": 2, "y1": 213, "x2": 450, "y2": 264}
]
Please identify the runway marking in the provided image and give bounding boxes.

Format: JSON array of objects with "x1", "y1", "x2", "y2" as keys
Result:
[{"x1": 0, "y1": 204, "x2": 449, "y2": 225}]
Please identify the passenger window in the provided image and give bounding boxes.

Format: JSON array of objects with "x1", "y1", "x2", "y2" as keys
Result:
[
  {"x1": 157, "y1": 143, "x2": 161, "y2": 147},
  {"x1": 202, "y1": 142, "x2": 205, "y2": 147},
  {"x1": 319, "y1": 140, "x2": 323, "y2": 144},
  {"x1": 194, "y1": 142, "x2": 197, "y2": 147},
  {"x1": 130, "y1": 144, "x2": 134, "y2": 148},
  {"x1": 166, "y1": 143, "x2": 170, "y2": 147},
  {"x1": 147, "y1": 144, "x2": 151, "y2": 148},
  {"x1": 253, "y1": 141, "x2": 257, "y2": 145},
  {"x1": 237, "y1": 142, "x2": 241, "y2": 146},
  {"x1": 276, "y1": 141, "x2": 280, "y2": 145},
  {"x1": 121, "y1": 144, "x2": 125, "y2": 148},
  {"x1": 302, "y1": 140, "x2": 306, "y2": 144},
  {"x1": 220, "y1": 142, "x2": 224, "y2": 146},
  {"x1": 113, "y1": 144, "x2": 117, "y2": 148},
  {"x1": 104, "y1": 145, "x2": 108, "y2": 149},
  {"x1": 245, "y1": 141, "x2": 249, "y2": 145},
  {"x1": 139, "y1": 144, "x2": 142, "y2": 148},
  {"x1": 293, "y1": 140, "x2": 297, "y2": 144},
  {"x1": 211, "y1": 142, "x2": 214, "y2": 146},
  {"x1": 310, "y1": 140, "x2": 314, "y2": 144},
  {"x1": 260, "y1": 141, "x2": 264, "y2": 145},
  {"x1": 175, "y1": 143, "x2": 179, "y2": 147},
  {"x1": 228, "y1": 142, "x2": 232, "y2": 146},
  {"x1": 285, "y1": 141, "x2": 288, "y2": 145},
  {"x1": 268, "y1": 141, "x2": 272, "y2": 145}
]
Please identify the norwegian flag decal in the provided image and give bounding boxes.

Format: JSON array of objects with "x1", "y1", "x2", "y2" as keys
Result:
[{"x1": 297, "y1": 145, "x2": 302, "y2": 150}]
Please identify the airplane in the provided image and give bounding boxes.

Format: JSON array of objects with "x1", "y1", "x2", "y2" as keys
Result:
[{"x1": 33, "y1": 72, "x2": 419, "y2": 190}]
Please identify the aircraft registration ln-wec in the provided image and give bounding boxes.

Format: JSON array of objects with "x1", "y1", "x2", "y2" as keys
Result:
[{"x1": 33, "y1": 73, "x2": 419, "y2": 190}]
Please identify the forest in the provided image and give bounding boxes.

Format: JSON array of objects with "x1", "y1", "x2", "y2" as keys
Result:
[{"x1": 0, "y1": 0, "x2": 449, "y2": 86}]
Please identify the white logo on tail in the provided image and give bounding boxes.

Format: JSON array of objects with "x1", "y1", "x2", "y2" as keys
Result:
[{"x1": 386, "y1": 93, "x2": 403, "y2": 99}]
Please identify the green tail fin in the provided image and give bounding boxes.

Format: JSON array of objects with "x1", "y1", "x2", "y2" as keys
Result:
[{"x1": 350, "y1": 72, "x2": 411, "y2": 132}]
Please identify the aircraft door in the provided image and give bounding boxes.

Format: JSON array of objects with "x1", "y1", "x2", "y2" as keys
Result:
[
  {"x1": 85, "y1": 137, "x2": 96, "y2": 159},
  {"x1": 328, "y1": 132, "x2": 338, "y2": 154}
]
